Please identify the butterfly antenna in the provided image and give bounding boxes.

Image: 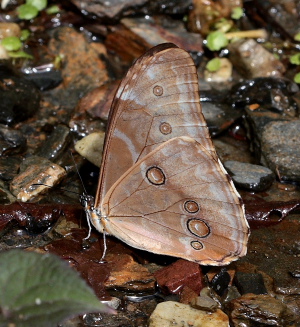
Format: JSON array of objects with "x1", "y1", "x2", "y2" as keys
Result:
[
  {"x1": 70, "y1": 151, "x2": 93, "y2": 239},
  {"x1": 70, "y1": 151, "x2": 88, "y2": 196}
]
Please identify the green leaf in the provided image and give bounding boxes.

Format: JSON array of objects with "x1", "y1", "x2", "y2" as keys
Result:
[
  {"x1": 231, "y1": 7, "x2": 243, "y2": 20},
  {"x1": 294, "y1": 33, "x2": 300, "y2": 42},
  {"x1": 1, "y1": 36, "x2": 22, "y2": 51},
  {"x1": 17, "y1": 4, "x2": 39, "y2": 20},
  {"x1": 0, "y1": 249, "x2": 109, "y2": 327},
  {"x1": 7, "y1": 50, "x2": 34, "y2": 59},
  {"x1": 46, "y1": 4, "x2": 60, "y2": 15},
  {"x1": 294, "y1": 72, "x2": 300, "y2": 84},
  {"x1": 21, "y1": 29, "x2": 31, "y2": 41},
  {"x1": 206, "y1": 31, "x2": 229, "y2": 51},
  {"x1": 26, "y1": 0, "x2": 47, "y2": 11},
  {"x1": 206, "y1": 58, "x2": 221, "y2": 72},
  {"x1": 290, "y1": 53, "x2": 300, "y2": 65}
]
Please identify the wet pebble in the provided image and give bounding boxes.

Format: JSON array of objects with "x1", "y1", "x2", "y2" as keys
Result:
[
  {"x1": 190, "y1": 288, "x2": 219, "y2": 312},
  {"x1": 228, "y1": 39, "x2": 285, "y2": 78},
  {"x1": 75, "y1": 132, "x2": 105, "y2": 167},
  {"x1": 234, "y1": 272, "x2": 268, "y2": 295},
  {"x1": 209, "y1": 268, "x2": 231, "y2": 297},
  {"x1": 154, "y1": 259, "x2": 203, "y2": 295},
  {"x1": 229, "y1": 293, "x2": 297, "y2": 326},
  {"x1": 69, "y1": 0, "x2": 192, "y2": 21},
  {"x1": 149, "y1": 301, "x2": 229, "y2": 327},
  {"x1": 34, "y1": 124, "x2": 72, "y2": 162},
  {"x1": 104, "y1": 253, "x2": 155, "y2": 292},
  {"x1": 0, "y1": 124, "x2": 26, "y2": 155},
  {"x1": 10, "y1": 156, "x2": 66, "y2": 202},
  {"x1": 0, "y1": 65, "x2": 41, "y2": 125},
  {"x1": 202, "y1": 102, "x2": 242, "y2": 137},
  {"x1": 204, "y1": 58, "x2": 232, "y2": 83},
  {"x1": 224, "y1": 161, "x2": 275, "y2": 192},
  {"x1": 0, "y1": 22, "x2": 21, "y2": 39},
  {"x1": 0, "y1": 156, "x2": 22, "y2": 181},
  {"x1": 260, "y1": 120, "x2": 300, "y2": 182}
]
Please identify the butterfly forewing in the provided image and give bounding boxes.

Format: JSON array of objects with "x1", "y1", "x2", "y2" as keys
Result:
[
  {"x1": 100, "y1": 137, "x2": 249, "y2": 266},
  {"x1": 95, "y1": 43, "x2": 216, "y2": 205}
]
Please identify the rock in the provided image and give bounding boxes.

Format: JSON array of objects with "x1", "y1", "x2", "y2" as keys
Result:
[
  {"x1": 247, "y1": 0, "x2": 300, "y2": 41},
  {"x1": 154, "y1": 259, "x2": 203, "y2": 295},
  {"x1": 228, "y1": 77, "x2": 299, "y2": 114},
  {"x1": 190, "y1": 288, "x2": 220, "y2": 312},
  {"x1": 105, "y1": 16, "x2": 203, "y2": 67},
  {"x1": 0, "y1": 65, "x2": 41, "y2": 125},
  {"x1": 0, "y1": 22, "x2": 21, "y2": 39},
  {"x1": 260, "y1": 120, "x2": 300, "y2": 182},
  {"x1": 228, "y1": 39, "x2": 285, "y2": 78},
  {"x1": 202, "y1": 102, "x2": 242, "y2": 137},
  {"x1": 210, "y1": 268, "x2": 231, "y2": 296},
  {"x1": 149, "y1": 301, "x2": 229, "y2": 327},
  {"x1": 234, "y1": 272, "x2": 268, "y2": 295},
  {"x1": 104, "y1": 253, "x2": 155, "y2": 292},
  {"x1": 224, "y1": 161, "x2": 275, "y2": 192},
  {"x1": 10, "y1": 156, "x2": 66, "y2": 202},
  {"x1": 0, "y1": 156, "x2": 22, "y2": 181},
  {"x1": 75, "y1": 132, "x2": 105, "y2": 167},
  {"x1": 204, "y1": 58, "x2": 232, "y2": 83},
  {"x1": 229, "y1": 293, "x2": 297, "y2": 326},
  {"x1": 69, "y1": 0, "x2": 192, "y2": 21},
  {"x1": 35, "y1": 124, "x2": 72, "y2": 162},
  {"x1": 23, "y1": 69, "x2": 63, "y2": 91},
  {"x1": 48, "y1": 26, "x2": 109, "y2": 108},
  {"x1": 0, "y1": 124, "x2": 27, "y2": 155}
]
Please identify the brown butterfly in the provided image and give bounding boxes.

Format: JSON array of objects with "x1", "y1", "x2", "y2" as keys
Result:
[{"x1": 84, "y1": 43, "x2": 249, "y2": 266}]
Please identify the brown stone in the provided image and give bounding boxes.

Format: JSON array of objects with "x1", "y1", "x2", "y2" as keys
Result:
[
  {"x1": 154, "y1": 259, "x2": 203, "y2": 295},
  {"x1": 229, "y1": 293, "x2": 297, "y2": 326},
  {"x1": 104, "y1": 253, "x2": 155, "y2": 292}
]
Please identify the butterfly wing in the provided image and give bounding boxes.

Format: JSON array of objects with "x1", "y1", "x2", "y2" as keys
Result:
[
  {"x1": 98, "y1": 136, "x2": 249, "y2": 266},
  {"x1": 95, "y1": 43, "x2": 216, "y2": 204}
]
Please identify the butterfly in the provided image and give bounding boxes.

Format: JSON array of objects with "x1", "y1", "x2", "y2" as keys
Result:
[{"x1": 83, "y1": 43, "x2": 249, "y2": 266}]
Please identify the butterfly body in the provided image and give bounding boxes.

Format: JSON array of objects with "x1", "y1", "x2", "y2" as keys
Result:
[{"x1": 86, "y1": 43, "x2": 249, "y2": 266}]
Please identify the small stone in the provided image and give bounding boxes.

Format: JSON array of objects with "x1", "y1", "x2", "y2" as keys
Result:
[
  {"x1": 154, "y1": 259, "x2": 203, "y2": 295},
  {"x1": 224, "y1": 161, "x2": 275, "y2": 192},
  {"x1": 228, "y1": 39, "x2": 285, "y2": 78},
  {"x1": 234, "y1": 272, "x2": 267, "y2": 295},
  {"x1": 204, "y1": 58, "x2": 232, "y2": 83},
  {"x1": 261, "y1": 120, "x2": 300, "y2": 182},
  {"x1": 0, "y1": 156, "x2": 22, "y2": 181},
  {"x1": 229, "y1": 293, "x2": 296, "y2": 327},
  {"x1": 0, "y1": 64, "x2": 41, "y2": 125},
  {"x1": 35, "y1": 124, "x2": 72, "y2": 161},
  {"x1": 0, "y1": 124, "x2": 27, "y2": 156},
  {"x1": 179, "y1": 286, "x2": 199, "y2": 304},
  {"x1": 190, "y1": 288, "x2": 219, "y2": 312},
  {"x1": 149, "y1": 301, "x2": 229, "y2": 327},
  {"x1": 104, "y1": 253, "x2": 155, "y2": 292},
  {"x1": 75, "y1": 132, "x2": 105, "y2": 167},
  {"x1": 0, "y1": 22, "x2": 21, "y2": 39},
  {"x1": 210, "y1": 268, "x2": 231, "y2": 296},
  {"x1": 10, "y1": 156, "x2": 66, "y2": 202}
]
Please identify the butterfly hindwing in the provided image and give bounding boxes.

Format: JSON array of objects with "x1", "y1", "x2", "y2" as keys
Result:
[{"x1": 99, "y1": 136, "x2": 249, "y2": 266}]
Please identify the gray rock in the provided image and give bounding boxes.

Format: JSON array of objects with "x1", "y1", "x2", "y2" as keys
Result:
[
  {"x1": 224, "y1": 161, "x2": 275, "y2": 191},
  {"x1": 228, "y1": 39, "x2": 285, "y2": 78},
  {"x1": 260, "y1": 120, "x2": 300, "y2": 182},
  {"x1": 229, "y1": 294, "x2": 296, "y2": 327}
]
